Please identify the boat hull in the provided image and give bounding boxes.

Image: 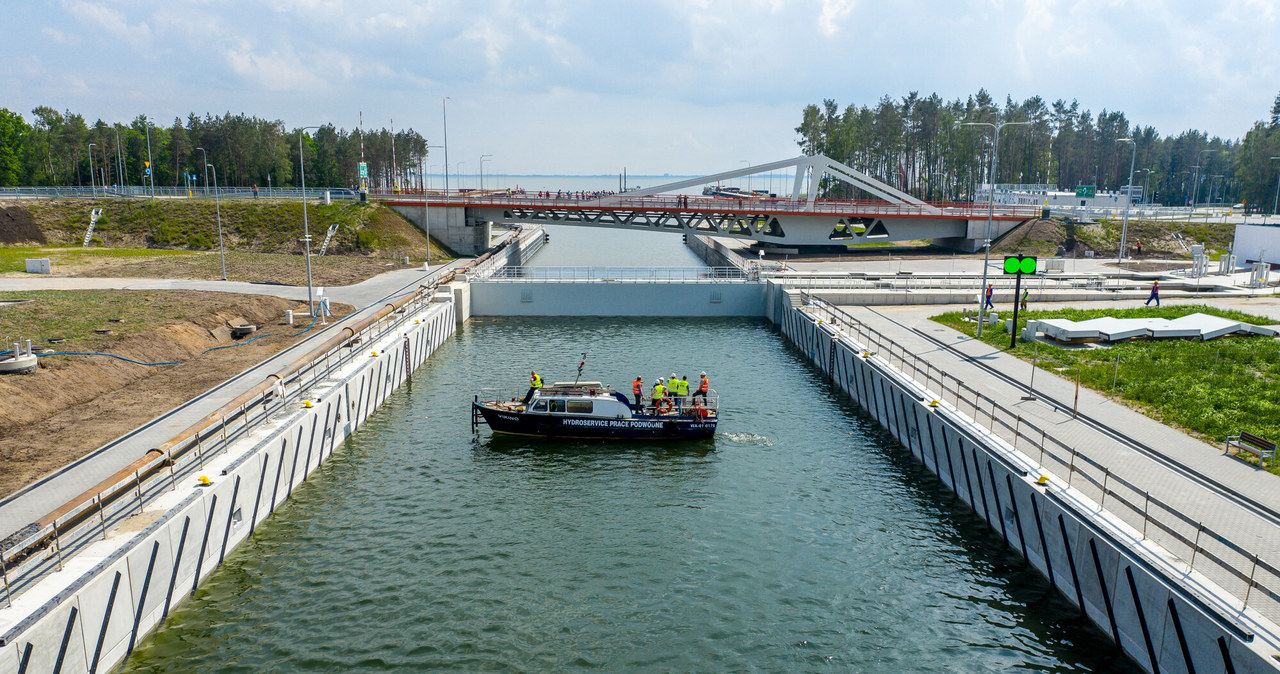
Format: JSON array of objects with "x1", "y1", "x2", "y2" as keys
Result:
[{"x1": 475, "y1": 403, "x2": 716, "y2": 440}]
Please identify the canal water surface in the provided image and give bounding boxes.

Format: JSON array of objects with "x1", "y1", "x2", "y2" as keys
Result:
[{"x1": 121, "y1": 313, "x2": 1131, "y2": 672}]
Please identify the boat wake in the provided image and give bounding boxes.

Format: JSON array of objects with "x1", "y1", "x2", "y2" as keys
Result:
[{"x1": 719, "y1": 432, "x2": 772, "y2": 446}]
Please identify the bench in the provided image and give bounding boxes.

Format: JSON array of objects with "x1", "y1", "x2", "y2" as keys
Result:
[{"x1": 1225, "y1": 432, "x2": 1278, "y2": 469}]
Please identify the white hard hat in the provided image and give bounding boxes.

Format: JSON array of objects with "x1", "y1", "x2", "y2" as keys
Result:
[
  {"x1": 700, "y1": 371, "x2": 706, "y2": 376},
  {"x1": 658, "y1": 377, "x2": 664, "y2": 382},
  {"x1": 670, "y1": 373, "x2": 677, "y2": 379}
]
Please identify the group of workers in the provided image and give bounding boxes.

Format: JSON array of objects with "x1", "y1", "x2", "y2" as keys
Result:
[
  {"x1": 521, "y1": 369, "x2": 711, "y2": 416},
  {"x1": 632, "y1": 372, "x2": 710, "y2": 415}
]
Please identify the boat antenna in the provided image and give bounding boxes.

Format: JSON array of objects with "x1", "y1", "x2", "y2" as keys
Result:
[{"x1": 573, "y1": 352, "x2": 586, "y2": 385}]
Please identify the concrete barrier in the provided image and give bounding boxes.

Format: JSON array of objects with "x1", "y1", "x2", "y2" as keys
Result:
[
  {"x1": 0, "y1": 299, "x2": 457, "y2": 674},
  {"x1": 773, "y1": 294, "x2": 1280, "y2": 674}
]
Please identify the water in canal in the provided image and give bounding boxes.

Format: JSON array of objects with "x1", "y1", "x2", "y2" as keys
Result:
[{"x1": 121, "y1": 314, "x2": 1130, "y2": 672}]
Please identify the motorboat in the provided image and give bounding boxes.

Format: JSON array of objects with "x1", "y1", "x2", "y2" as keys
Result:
[{"x1": 472, "y1": 381, "x2": 717, "y2": 440}]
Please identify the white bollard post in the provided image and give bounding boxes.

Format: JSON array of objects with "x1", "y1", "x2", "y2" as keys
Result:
[{"x1": 286, "y1": 310, "x2": 294, "y2": 326}]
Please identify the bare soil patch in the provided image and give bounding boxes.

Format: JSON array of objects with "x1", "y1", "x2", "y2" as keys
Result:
[
  {"x1": 0, "y1": 290, "x2": 352, "y2": 498},
  {"x1": 0, "y1": 206, "x2": 45, "y2": 244}
]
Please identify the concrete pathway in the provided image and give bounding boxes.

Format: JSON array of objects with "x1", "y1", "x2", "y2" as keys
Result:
[
  {"x1": 829, "y1": 298, "x2": 1280, "y2": 620},
  {"x1": 0, "y1": 261, "x2": 466, "y2": 540}
]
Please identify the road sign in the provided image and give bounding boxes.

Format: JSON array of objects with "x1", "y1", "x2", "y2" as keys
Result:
[
  {"x1": 358, "y1": 162, "x2": 368, "y2": 178},
  {"x1": 144, "y1": 161, "x2": 150, "y2": 169},
  {"x1": 1003, "y1": 255, "x2": 1037, "y2": 275},
  {"x1": 1075, "y1": 185, "x2": 1095, "y2": 198},
  {"x1": 145, "y1": 168, "x2": 152, "y2": 176}
]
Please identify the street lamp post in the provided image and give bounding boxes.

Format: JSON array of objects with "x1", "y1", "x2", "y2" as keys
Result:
[
  {"x1": 479, "y1": 154, "x2": 493, "y2": 192},
  {"x1": 442, "y1": 97, "x2": 451, "y2": 198},
  {"x1": 196, "y1": 147, "x2": 209, "y2": 196},
  {"x1": 1268, "y1": 157, "x2": 1280, "y2": 226},
  {"x1": 144, "y1": 120, "x2": 155, "y2": 198},
  {"x1": 297, "y1": 126, "x2": 322, "y2": 316},
  {"x1": 1117, "y1": 137, "x2": 1136, "y2": 266},
  {"x1": 88, "y1": 143, "x2": 97, "y2": 198},
  {"x1": 1139, "y1": 168, "x2": 1152, "y2": 205},
  {"x1": 1190, "y1": 148, "x2": 1217, "y2": 218},
  {"x1": 423, "y1": 145, "x2": 444, "y2": 265},
  {"x1": 957, "y1": 119, "x2": 1030, "y2": 338},
  {"x1": 207, "y1": 163, "x2": 227, "y2": 280}
]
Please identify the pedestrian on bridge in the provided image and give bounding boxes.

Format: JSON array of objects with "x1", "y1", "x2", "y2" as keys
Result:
[{"x1": 1145, "y1": 281, "x2": 1160, "y2": 307}]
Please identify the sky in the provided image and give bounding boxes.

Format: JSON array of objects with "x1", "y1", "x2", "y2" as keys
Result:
[{"x1": 3, "y1": 0, "x2": 1278, "y2": 176}]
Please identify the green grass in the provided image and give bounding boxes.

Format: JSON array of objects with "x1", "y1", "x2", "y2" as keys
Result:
[
  {"x1": 845, "y1": 242, "x2": 894, "y2": 248},
  {"x1": 932, "y1": 305, "x2": 1280, "y2": 468},
  {"x1": 0, "y1": 246, "x2": 193, "y2": 274},
  {"x1": 0, "y1": 290, "x2": 208, "y2": 352}
]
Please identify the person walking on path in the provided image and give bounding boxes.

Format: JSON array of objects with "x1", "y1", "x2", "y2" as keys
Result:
[
  {"x1": 1135, "y1": 238, "x2": 1142, "y2": 258},
  {"x1": 984, "y1": 283, "x2": 995, "y2": 310},
  {"x1": 522, "y1": 371, "x2": 543, "y2": 406},
  {"x1": 1020, "y1": 289, "x2": 1029, "y2": 311},
  {"x1": 632, "y1": 376, "x2": 644, "y2": 412},
  {"x1": 1145, "y1": 281, "x2": 1160, "y2": 307}
]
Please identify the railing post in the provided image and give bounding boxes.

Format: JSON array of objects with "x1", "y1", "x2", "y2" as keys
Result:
[
  {"x1": 1099, "y1": 469, "x2": 1110, "y2": 510},
  {"x1": 98, "y1": 492, "x2": 108, "y2": 539},
  {"x1": 168, "y1": 449, "x2": 177, "y2": 491},
  {"x1": 1142, "y1": 491, "x2": 1150, "y2": 539},
  {"x1": 1190, "y1": 523, "x2": 1203, "y2": 570},
  {"x1": 0, "y1": 548, "x2": 10, "y2": 608},
  {"x1": 1068, "y1": 447, "x2": 1078, "y2": 486},
  {"x1": 1245, "y1": 554, "x2": 1260, "y2": 606},
  {"x1": 53, "y1": 519, "x2": 64, "y2": 571},
  {"x1": 135, "y1": 470, "x2": 144, "y2": 515}
]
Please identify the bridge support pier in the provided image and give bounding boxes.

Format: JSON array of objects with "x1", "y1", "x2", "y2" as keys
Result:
[{"x1": 390, "y1": 204, "x2": 492, "y2": 256}]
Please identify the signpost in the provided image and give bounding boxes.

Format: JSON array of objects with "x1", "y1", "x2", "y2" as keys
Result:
[
  {"x1": 1004, "y1": 255, "x2": 1037, "y2": 349},
  {"x1": 1074, "y1": 185, "x2": 1096, "y2": 199}
]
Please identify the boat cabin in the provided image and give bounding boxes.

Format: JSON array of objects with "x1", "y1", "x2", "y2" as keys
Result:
[{"x1": 528, "y1": 382, "x2": 635, "y2": 419}]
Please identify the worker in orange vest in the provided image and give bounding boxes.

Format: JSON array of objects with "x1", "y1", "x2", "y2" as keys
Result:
[
  {"x1": 692, "y1": 372, "x2": 710, "y2": 401},
  {"x1": 632, "y1": 376, "x2": 644, "y2": 412}
]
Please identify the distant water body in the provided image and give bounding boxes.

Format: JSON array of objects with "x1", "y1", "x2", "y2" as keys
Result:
[{"x1": 428, "y1": 173, "x2": 797, "y2": 195}]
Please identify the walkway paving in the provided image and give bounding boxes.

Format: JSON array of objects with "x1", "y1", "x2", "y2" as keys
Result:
[
  {"x1": 0, "y1": 261, "x2": 465, "y2": 541},
  {"x1": 825, "y1": 297, "x2": 1280, "y2": 622}
]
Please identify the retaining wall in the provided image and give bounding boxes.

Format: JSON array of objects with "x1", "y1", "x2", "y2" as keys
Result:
[
  {"x1": 470, "y1": 280, "x2": 766, "y2": 317},
  {"x1": 773, "y1": 289, "x2": 1279, "y2": 674},
  {"x1": 0, "y1": 298, "x2": 457, "y2": 674}
]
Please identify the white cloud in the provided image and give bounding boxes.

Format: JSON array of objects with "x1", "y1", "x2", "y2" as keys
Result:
[{"x1": 62, "y1": 0, "x2": 151, "y2": 48}]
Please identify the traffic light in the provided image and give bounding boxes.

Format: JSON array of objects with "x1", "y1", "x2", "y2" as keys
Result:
[{"x1": 1003, "y1": 255, "x2": 1037, "y2": 275}]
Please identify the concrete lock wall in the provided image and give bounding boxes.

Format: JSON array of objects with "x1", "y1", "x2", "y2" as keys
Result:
[
  {"x1": 773, "y1": 294, "x2": 1278, "y2": 674},
  {"x1": 1, "y1": 299, "x2": 457, "y2": 674},
  {"x1": 470, "y1": 281, "x2": 767, "y2": 317},
  {"x1": 389, "y1": 204, "x2": 491, "y2": 256}
]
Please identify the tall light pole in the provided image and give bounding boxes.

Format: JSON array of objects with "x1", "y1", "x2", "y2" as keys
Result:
[
  {"x1": 1139, "y1": 168, "x2": 1152, "y2": 205},
  {"x1": 88, "y1": 143, "x2": 97, "y2": 198},
  {"x1": 1267, "y1": 157, "x2": 1280, "y2": 226},
  {"x1": 144, "y1": 119, "x2": 155, "y2": 198},
  {"x1": 115, "y1": 126, "x2": 125, "y2": 188},
  {"x1": 957, "y1": 119, "x2": 1030, "y2": 338},
  {"x1": 196, "y1": 147, "x2": 209, "y2": 196},
  {"x1": 298, "y1": 126, "x2": 321, "y2": 316},
  {"x1": 207, "y1": 163, "x2": 227, "y2": 280},
  {"x1": 442, "y1": 97, "x2": 451, "y2": 197},
  {"x1": 479, "y1": 154, "x2": 493, "y2": 192},
  {"x1": 1190, "y1": 148, "x2": 1217, "y2": 217},
  {"x1": 1117, "y1": 137, "x2": 1136, "y2": 266},
  {"x1": 423, "y1": 144, "x2": 444, "y2": 264}
]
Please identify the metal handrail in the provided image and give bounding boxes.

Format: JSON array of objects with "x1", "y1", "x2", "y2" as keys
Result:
[
  {"x1": 797, "y1": 291, "x2": 1280, "y2": 621},
  {"x1": 0, "y1": 257, "x2": 486, "y2": 605},
  {"x1": 481, "y1": 266, "x2": 746, "y2": 282}
]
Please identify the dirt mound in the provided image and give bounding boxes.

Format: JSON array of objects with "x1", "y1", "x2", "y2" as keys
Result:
[
  {"x1": 0, "y1": 206, "x2": 45, "y2": 244},
  {"x1": 0, "y1": 292, "x2": 347, "y2": 497}
]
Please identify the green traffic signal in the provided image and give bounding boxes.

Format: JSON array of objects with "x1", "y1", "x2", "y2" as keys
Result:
[{"x1": 1003, "y1": 255, "x2": 1037, "y2": 274}]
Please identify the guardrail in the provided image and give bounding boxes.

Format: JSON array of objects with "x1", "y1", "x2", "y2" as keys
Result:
[
  {"x1": 798, "y1": 291, "x2": 1280, "y2": 623},
  {"x1": 0, "y1": 186, "x2": 358, "y2": 200},
  {"x1": 377, "y1": 191, "x2": 1043, "y2": 220},
  {"x1": 0, "y1": 239, "x2": 537, "y2": 605},
  {"x1": 774, "y1": 273, "x2": 1170, "y2": 293},
  {"x1": 480, "y1": 266, "x2": 748, "y2": 282}
]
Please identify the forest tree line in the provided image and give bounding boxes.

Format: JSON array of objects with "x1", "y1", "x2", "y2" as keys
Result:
[
  {"x1": 0, "y1": 107, "x2": 429, "y2": 191},
  {"x1": 795, "y1": 90, "x2": 1280, "y2": 209}
]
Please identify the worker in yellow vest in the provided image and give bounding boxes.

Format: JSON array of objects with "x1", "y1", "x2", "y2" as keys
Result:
[
  {"x1": 522, "y1": 371, "x2": 542, "y2": 406},
  {"x1": 675, "y1": 375, "x2": 690, "y2": 411},
  {"x1": 652, "y1": 378, "x2": 667, "y2": 414}
]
